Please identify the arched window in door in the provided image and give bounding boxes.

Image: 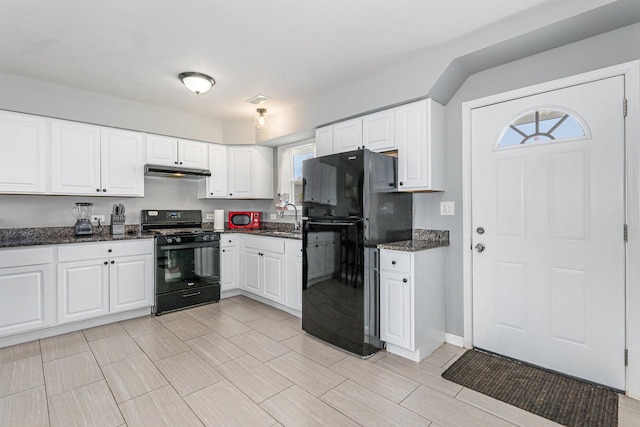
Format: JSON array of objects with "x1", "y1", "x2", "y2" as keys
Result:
[{"x1": 497, "y1": 108, "x2": 588, "y2": 148}]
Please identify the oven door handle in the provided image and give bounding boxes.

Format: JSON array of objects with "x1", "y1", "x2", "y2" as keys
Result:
[{"x1": 158, "y1": 242, "x2": 219, "y2": 250}]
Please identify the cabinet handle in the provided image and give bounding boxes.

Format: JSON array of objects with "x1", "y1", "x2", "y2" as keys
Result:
[
  {"x1": 102, "y1": 189, "x2": 107, "y2": 192},
  {"x1": 174, "y1": 161, "x2": 178, "y2": 165},
  {"x1": 108, "y1": 249, "x2": 112, "y2": 253},
  {"x1": 229, "y1": 193, "x2": 233, "y2": 196},
  {"x1": 222, "y1": 249, "x2": 226, "y2": 252},
  {"x1": 96, "y1": 188, "x2": 100, "y2": 192},
  {"x1": 228, "y1": 240, "x2": 232, "y2": 243},
  {"x1": 399, "y1": 181, "x2": 404, "y2": 186},
  {"x1": 104, "y1": 261, "x2": 108, "y2": 265},
  {"x1": 210, "y1": 193, "x2": 214, "y2": 195},
  {"x1": 111, "y1": 260, "x2": 115, "y2": 264},
  {"x1": 392, "y1": 260, "x2": 396, "y2": 265},
  {"x1": 179, "y1": 162, "x2": 183, "y2": 165},
  {"x1": 403, "y1": 278, "x2": 408, "y2": 283}
]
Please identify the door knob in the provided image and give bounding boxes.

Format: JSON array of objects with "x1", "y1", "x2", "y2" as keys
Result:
[
  {"x1": 475, "y1": 243, "x2": 486, "y2": 253},
  {"x1": 476, "y1": 227, "x2": 485, "y2": 235}
]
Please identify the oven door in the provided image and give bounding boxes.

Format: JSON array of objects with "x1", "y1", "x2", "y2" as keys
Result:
[{"x1": 156, "y1": 240, "x2": 220, "y2": 294}]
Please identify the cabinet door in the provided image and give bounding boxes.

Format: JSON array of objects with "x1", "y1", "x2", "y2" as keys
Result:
[
  {"x1": 363, "y1": 109, "x2": 395, "y2": 152},
  {"x1": 227, "y1": 147, "x2": 253, "y2": 198},
  {"x1": 101, "y1": 128, "x2": 145, "y2": 196},
  {"x1": 333, "y1": 118, "x2": 362, "y2": 153},
  {"x1": 205, "y1": 144, "x2": 228, "y2": 198},
  {"x1": 251, "y1": 146, "x2": 274, "y2": 199},
  {"x1": 0, "y1": 264, "x2": 54, "y2": 336},
  {"x1": 109, "y1": 254, "x2": 154, "y2": 313},
  {"x1": 146, "y1": 134, "x2": 178, "y2": 166},
  {"x1": 395, "y1": 100, "x2": 428, "y2": 191},
  {"x1": 262, "y1": 251, "x2": 284, "y2": 304},
  {"x1": 0, "y1": 111, "x2": 47, "y2": 194},
  {"x1": 178, "y1": 139, "x2": 209, "y2": 169},
  {"x1": 51, "y1": 120, "x2": 102, "y2": 195},
  {"x1": 58, "y1": 260, "x2": 109, "y2": 324},
  {"x1": 315, "y1": 126, "x2": 333, "y2": 157},
  {"x1": 380, "y1": 270, "x2": 412, "y2": 350},
  {"x1": 243, "y1": 249, "x2": 261, "y2": 293},
  {"x1": 221, "y1": 245, "x2": 239, "y2": 291},
  {"x1": 284, "y1": 240, "x2": 302, "y2": 311}
]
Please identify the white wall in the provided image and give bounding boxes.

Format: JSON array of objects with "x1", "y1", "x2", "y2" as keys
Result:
[
  {"x1": 0, "y1": 73, "x2": 225, "y2": 142},
  {"x1": 420, "y1": 22, "x2": 640, "y2": 335},
  {"x1": 0, "y1": 177, "x2": 273, "y2": 229}
]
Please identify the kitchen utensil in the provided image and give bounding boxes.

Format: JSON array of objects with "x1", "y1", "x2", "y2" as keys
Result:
[{"x1": 72, "y1": 202, "x2": 94, "y2": 236}]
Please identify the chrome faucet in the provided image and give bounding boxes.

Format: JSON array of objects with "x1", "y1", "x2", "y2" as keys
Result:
[{"x1": 281, "y1": 203, "x2": 301, "y2": 232}]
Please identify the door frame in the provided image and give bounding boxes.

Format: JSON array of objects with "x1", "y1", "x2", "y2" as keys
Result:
[{"x1": 461, "y1": 60, "x2": 640, "y2": 398}]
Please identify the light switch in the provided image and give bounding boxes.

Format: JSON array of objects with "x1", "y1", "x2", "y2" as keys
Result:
[{"x1": 440, "y1": 201, "x2": 455, "y2": 216}]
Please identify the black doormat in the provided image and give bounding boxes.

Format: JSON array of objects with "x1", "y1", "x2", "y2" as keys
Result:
[{"x1": 441, "y1": 349, "x2": 618, "y2": 427}]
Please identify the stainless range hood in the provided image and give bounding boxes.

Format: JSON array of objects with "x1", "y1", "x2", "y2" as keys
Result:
[{"x1": 144, "y1": 164, "x2": 212, "y2": 179}]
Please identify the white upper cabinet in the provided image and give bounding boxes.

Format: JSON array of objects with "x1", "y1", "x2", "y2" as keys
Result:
[
  {"x1": 362, "y1": 109, "x2": 396, "y2": 152},
  {"x1": 100, "y1": 128, "x2": 145, "y2": 196},
  {"x1": 0, "y1": 111, "x2": 48, "y2": 194},
  {"x1": 227, "y1": 147, "x2": 253, "y2": 198},
  {"x1": 51, "y1": 120, "x2": 103, "y2": 195},
  {"x1": 333, "y1": 118, "x2": 362, "y2": 153},
  {"x1": 395, "y1": 98, "x2": 444, "y2": 192},
  {"x1": 146, "y1": 134, "x2": 209, "y2": 169},
  {"x1": 198, "y1": 144, "x2": 227, "y2": 198},
  {"x1": 315, "y1": 126, "x2": 333, "y2": 157},
  {"x1": 51, "y1": 120, "x2": 144, "y2": 196},
  {"x1": 204, "y1": 145, "x2": 273, "y2": 199}
]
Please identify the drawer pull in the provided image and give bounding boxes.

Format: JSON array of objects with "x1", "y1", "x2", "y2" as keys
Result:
[
  {"x1": 182, "y1": 291, "x2": 201, "y2": 298},
  {"x1": 403, "y1": 278, "x2": 408, "y2": 283},
  {"x1": 392, "y1": 260, "x2": 396, "y2": 265}
]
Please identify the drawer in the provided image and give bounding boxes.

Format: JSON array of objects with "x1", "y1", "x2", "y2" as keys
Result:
[
  {"x1": 243, "y1": 236, "x2": 285, "y2": 254},
  {"x1": 0, "y1": 246, "x2": 53, "y2": 268},
  {"x1": 220, "y1": 234, "x2": 239, "y2": 248},
  {"x1": 58, "y1": 239, "x2": 153, "y2": 262},
  {"x1": 380, "y1": 250, "x2": 411, "y2": 272}
]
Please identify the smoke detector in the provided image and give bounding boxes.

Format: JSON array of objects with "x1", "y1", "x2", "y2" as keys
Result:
[{"x1": 246, "y1": 94, "x2": 271, "y2": 105}]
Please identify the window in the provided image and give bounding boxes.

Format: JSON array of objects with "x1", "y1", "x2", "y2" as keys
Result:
[
  {"x1": 497, "y1": 108, "x2": 587, "y2": 148},
  {"x1": 277, "y1": 142, "x2": 315, "y2": 211}
]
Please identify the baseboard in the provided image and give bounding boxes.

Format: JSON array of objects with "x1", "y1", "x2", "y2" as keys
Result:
[{"x1": 445, "y1": 333, "x2": 465, "y2": 348}]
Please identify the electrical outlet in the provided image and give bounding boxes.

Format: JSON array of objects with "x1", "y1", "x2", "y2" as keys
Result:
[
  {"x1": 440, "y1": 201, "x2": 455, "y2": 216},
  {"x1": 270, "y1": 213, "x2": 277, "y2": 220},
  {"x1": 205, "y1": 213, "x2": 215, "y2": 220},
  {"x1": 91, "y1": 215, "x2": 105, "y2": 225}
]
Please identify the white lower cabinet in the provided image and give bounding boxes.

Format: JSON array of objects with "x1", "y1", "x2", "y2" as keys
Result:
[
  {"x1": 57, "y1": 240, "x2": 154, "y2": 324},
  {"x1": 241, "y1": 236, "x2": 285, "y2": 305},
  {"x1": 0, "y1": 247, "x2": 55, "y2": 337},
  {"x1": 220, "y1": 234, "x2": 240, "y2": 292},
  {"x1": 284, "y1": 239, "x2": 302, "y2": 312},
  {"x1": 380, "y1": 247, "x2": 445, "y2": 362}
]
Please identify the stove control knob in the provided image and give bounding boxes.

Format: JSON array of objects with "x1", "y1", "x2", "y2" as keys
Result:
[
  {"x1": 175, "y1": 237, "x2": 182, "y2": 243},
  {"x1": 165, "y1": 237, "x2": 173, "y2": 244},
  {"x1": 203, "y1": 235, "x2": 210, "y2": 241}
]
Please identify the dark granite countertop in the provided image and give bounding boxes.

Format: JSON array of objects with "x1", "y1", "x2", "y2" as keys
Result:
[
  {"x1": 206, "y1": 222, "x2": 302, "y2": 240},
  {"x1": 219, "y1": 229, "x2": 302, "y2": 240},
  {"x1": 0, "y1": 226, "x2": 154, "y2": 249},
  {"x1": 377, "y1": 229, "x2": 450, "y2": 252}
]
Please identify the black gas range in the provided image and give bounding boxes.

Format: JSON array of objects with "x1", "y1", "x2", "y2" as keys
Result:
[{"x1": 141, "y1": 210, "x2": 220, "y2": 314}]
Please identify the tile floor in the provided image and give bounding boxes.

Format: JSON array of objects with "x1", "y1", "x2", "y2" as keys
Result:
[{"x1": 2, "y1": 295, "x2": 640, "y2": 426}]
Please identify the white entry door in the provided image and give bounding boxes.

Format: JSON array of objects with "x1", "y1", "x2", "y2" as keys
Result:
[{"x1": 471, "y1": 76, "x2": 626, "y2": 390}]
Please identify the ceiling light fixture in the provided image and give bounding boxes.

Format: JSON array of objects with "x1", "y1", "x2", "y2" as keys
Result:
[
  {"x1": 178, "y1": 72, "x2": 216, "y2": 96},
  {"x1": 255, "y1": 108, "x2": 268, "y2": 130}
]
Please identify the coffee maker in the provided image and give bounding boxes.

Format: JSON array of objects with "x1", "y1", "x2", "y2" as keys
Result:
[{"x1": 72, "y1": 202, "x2": 94, "y2": 236}]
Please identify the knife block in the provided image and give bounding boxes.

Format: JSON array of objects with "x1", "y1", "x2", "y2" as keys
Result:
[{"x1": 111, "y1": 214, "x2": 126, "y2": 235}]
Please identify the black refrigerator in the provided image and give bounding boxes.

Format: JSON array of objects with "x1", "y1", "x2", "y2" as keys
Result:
[{"x1": 301, "y1": 149, "x2": 412, "y2": 357}]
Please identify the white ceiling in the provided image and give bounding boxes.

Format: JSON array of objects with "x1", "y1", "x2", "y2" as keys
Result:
[{"x1": 0, "y1": 0, "x2": 591, "y2": 121}]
